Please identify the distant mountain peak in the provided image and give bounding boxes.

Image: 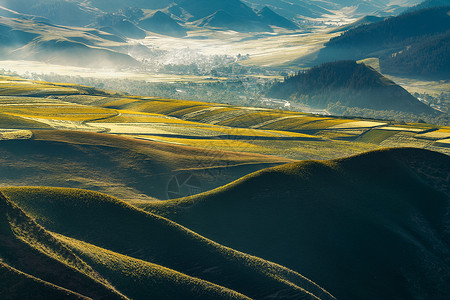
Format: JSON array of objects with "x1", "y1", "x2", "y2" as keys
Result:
[
  {"x1": 256, "y1": 5, "x2": 299, "y2": 30},
  {"x1": 196, "y1": 8, "x2": 272, "y2": 32},
  {"x1": 138, "y1": 10, "x2": 187, "y2": 37},
  {"x1": 268, "y1": 60, "x2": 436, "y2": 114}
]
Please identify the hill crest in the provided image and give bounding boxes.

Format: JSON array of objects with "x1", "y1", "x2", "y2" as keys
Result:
[{"x1": 268, "y1": 60, "x2": 436, "y2": 114}]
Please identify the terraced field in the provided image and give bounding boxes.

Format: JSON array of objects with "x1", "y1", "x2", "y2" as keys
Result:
[{"x1": 1, "y1": 75, "x2": 450, "y2": 160}]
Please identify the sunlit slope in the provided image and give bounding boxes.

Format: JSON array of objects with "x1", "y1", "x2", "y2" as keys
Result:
[
  {"x1": 141, "y1": 147, "x2": 450, "y2": 300},
  {"x1": 0, "y1": 130, "x2": 291, "y2": 200},
  {"x1": 0, "y1": 112, "x2": 50, "y2": 129},
  {"x1": 0, "y1": 191, "x2": 258, "y2": 300},
  {"x1": 1, "y1": 75, "x2": 449, "y2": 159},
  {"x1": 0, "y1": 262, "x2": 89, "y2": 300},
  {"x1": 54, "y1": 236, "x2": 250, "y2": 300},
  {"x1": 98, "y1": 94, "x2": 450, "y2": 156},
  {"x1": 0, "y1": 192, "x2": 127, "y2": 299},
  {"x1": 1, "y1": 188, "x2": 335, "y2": 300}
]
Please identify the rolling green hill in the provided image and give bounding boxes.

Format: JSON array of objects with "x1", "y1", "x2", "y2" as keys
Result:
[
  {"x1": 0, "y1": 130, "x2": 292, "y2": 201},
  {"x1": 140, "y1": 147, "x2": 450, "y2": 300},
  {"x1": 0, "y1": 191, "x2": 127, "y2": 299},
  {"x1": 0, "y1": 188, "x2": 334, "y2": 299}
]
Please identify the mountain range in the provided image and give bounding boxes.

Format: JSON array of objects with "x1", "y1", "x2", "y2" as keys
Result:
[
  {"x1": 315, "y1": 5, "x2": 450, "y2": 79},
  {"x1": 0, "y1": 0, "x2": 301, "y2": 33},
  {"x1": 0, "y1": 10, "x2": 139, "y2": 68}
]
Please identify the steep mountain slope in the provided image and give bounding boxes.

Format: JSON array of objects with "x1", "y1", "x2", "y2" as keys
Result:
[
  {"x1": 244, "y1": 0, "x2": 421, "y2": 19},
  {"x1": 88, "y1": 0, "x2": 172, "y2": 12},
  {"x1": 268, "y1": 60, "x2": 435, "y2": 114},
  {"x1": 379, "y1": 30, "x2": 450, "y2": 78},
  {"x1": 329, "y1": 15, "x2": 385, "y2": 33},
  {"x1": 0, "y1": 191, "x2": 127, "y2": 299},
  {"x1": 94, "y1": 13, "x2": 147, "y2": 39},
  {"x1": 195, "y1": 10, "x2": 271, "y2": 32},
  {"x1": 138, "y1": 11, "x2": 187, "y2": 37},
  {"x1": 0, "y1": 15, "x2": 138, "y2": 67},
  {"x1": 1, "y1": 188, "x2": 335, "y2": 300},
  {"x1": 0, "y1": 130, "x2": 292, "y2": 201},
  {"x1": 315, "y1": 6, "x2": 450, "y2": 78},
  {"x1": 175, "y1": 0, "x2": 260, "y2": 21},
  {"x1": 406, "y1": 0, "x2": 450, "y2": 12},
  {"x1": 256, "y1": 6, "x2": 299, "y2": 30},
  {"x1": 141, "y1": 147, "x2": 450, "y2": 300},
  {"x1": 243, "y1": 0, "x2": 329, "y2": 19}
]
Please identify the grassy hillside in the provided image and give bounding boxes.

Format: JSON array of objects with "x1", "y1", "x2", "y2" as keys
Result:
[
  {"x1": 1, "y1": 188, "x2": 335, "y2": 300},
  {"x1": 0, "y1": 262, "x2": 90, "y2": 300},
  {"x1": 0, "y1": 190, "x2": 255, "y2": 299},
  {"x1": 0, "y1": 112, "x2": 50, "y2": 129},
  {"x1": 0, "y1": 130, "x2": 291, "y2": 201},
  {"x1": 140, "y1": 147, "x2": 450, "y2": 300},
  {"x1": 0, "y1": 191, "x2": 127, "y2": 299}
]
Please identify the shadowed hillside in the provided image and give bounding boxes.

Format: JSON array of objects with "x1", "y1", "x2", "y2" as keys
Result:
[
  {"x1": 141, "y1": 147, "x2": 450, "y2": 300},
  {"x1": 1, "y1": 188, "x2": 335, "y2": 300},
  {"x1": 329, "y1": 15, "x2": 385, "y2": 33},
  {"x1": 0, "y1": 191, "x2": 127, "y2": 299},
  {"x1": 0, "y1": 190, "x2": 253, "y2": 299},
  {"x1": 138, "y1": 11, "x2": 187, "y2": 37},
  {"x1": 316, "y1": 6, "x2": 450, "y2": 78},
  {"x1": 268, "y1": 61, "x2": 435, "y2": 114},
  {"x1": 0, "y1": 130, "x2": 292, "y2": 201},
  {"x1": 256, "y1": 6, "x2": 299, "y2": 30},
  {"x1": 379, "y1": 30, "x2": 450, "y2": 78},
  {"x1": 177, "y1": 0, "x2": 272, "y2": 32}
]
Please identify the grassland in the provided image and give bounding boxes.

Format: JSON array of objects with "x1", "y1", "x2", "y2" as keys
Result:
[
  {"x1": 139, "y1": 147, "x2": 450, "y2": 300},
  {"x1": 0, "y1": 188, "x2": 335, "y2": 300},
  {"x1": 0, "y1": 112, "x2": 51, "y2": 129},
  {"x1": 1, "y1": 75, "x2": 449, "y2": 300},
  {"x1": 1, "y1": 75, "x2": 450, "y2": 171},
  {"x1": 0, "y1": 130, "x2": 292, "y2": 201}
]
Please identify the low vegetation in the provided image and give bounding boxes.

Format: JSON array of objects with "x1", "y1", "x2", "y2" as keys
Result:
[
  {"x1": 139, "y1": 147, "x2": 450, "y2": 300},
  {"x1": 0, "y1": 188, "x2": 334, "y2": 300}
]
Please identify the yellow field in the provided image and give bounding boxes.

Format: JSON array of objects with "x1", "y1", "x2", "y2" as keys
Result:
[
  {"x1": 1, "y1": 75, "x2": 449, "y2": 159},
  {"x1": 0, "y1": 105, "x2": 117, "y2": 121}
]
